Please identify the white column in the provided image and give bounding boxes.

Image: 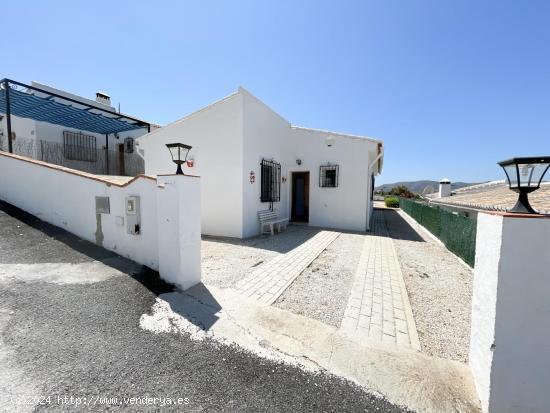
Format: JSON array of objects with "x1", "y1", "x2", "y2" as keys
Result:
[
  {"x1": 156, "y1": 174, "x2": 201, "y2": 290},
  {"x1": 470, "y1": 212, "x2": 550, "y2": 413}
]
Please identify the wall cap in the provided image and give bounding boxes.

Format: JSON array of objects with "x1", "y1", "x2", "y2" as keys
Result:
[
  {"x1": 157, "y1": 173, "x2": 200, "y2": 179},
  {"x1": 0, "y1": 150, "x2": 157, "y2": 188},
  {"x1": 480, "y1": 210, "x2": 550, "y2": 219}
]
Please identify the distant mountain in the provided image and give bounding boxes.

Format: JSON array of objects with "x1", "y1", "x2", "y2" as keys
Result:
[{"x1": 375, "y1": 180, "x2": 477, "y2": 195}]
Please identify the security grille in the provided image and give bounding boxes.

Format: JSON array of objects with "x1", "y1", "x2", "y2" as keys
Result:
[
  {"x1": 124, "y1": 137, "x2": 134, "y2": 153},
  {"x1": 319, "y1": 164, "x2": 339, "y2": 187},
  {"x1": 260, "y1": 159, "x2": 281, "y2": 203},
  {"x1": 63, "y1": 131, "x2": 97, "y2": 162}
]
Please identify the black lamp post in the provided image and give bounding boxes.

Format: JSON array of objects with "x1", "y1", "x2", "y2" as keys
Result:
[
  {"x1": 166, "y1": 143, "x2": 192, "y2": 175},
  {"x1": 498, "y1": 156, "x2": 550, "y2": 214}
]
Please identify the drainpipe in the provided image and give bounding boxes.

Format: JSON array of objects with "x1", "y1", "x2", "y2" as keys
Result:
[{"x1": 366, "y1": 143, "x2": 384, "y2": 230}]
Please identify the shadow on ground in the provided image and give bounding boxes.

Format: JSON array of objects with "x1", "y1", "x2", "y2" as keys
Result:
[
  {"x1": 0, "y1": 200, "x2": 173, "y2": 296},
  {"x1": 0, "y1": 200, "x2": 223, "y2": 340},
  {"x1": 376, "y1": 208, "x2": 425, "y2": 242},
  {"x1": 0, "y1": 202, "x2": 417, "y2": 413},
  {"x1": 202, "y1": 225, "x2": 322, "y2": 253},
  {"x1": 162, "y1": 283, "x2": 223, "y2": 331}
]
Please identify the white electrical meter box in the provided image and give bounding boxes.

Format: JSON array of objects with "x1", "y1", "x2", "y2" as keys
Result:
[{"x1": 125, "y1": 196, "x2": 141, "y2": 235}]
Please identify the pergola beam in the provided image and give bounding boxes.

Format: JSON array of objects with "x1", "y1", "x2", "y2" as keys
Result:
[
  {"x1": 1, "y1": 78, "x2": 150, "y2": 129},
  {"x1": 0, "y1": 78, "x2": 151, "y2": 135},
  {"x1": 3, "y1": 79, "x2": 12, "y2": 153}
]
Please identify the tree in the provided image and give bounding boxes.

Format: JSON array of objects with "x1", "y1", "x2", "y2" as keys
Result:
[{"x1": 389, "y1": 185, "x2": 414, "y2": 198}]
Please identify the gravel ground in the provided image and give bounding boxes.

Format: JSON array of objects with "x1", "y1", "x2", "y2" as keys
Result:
[
  {"x1": 201, "y1": 226, "x2": 320, "y2": 289},
  {"x1": 273, "y1": 232, "x2": 364, "y2": 328},
  {"x1": 202, "y1": 208, "x2": 473, "y2": 363},
  {"x1": 382, "y1": 208, "x2": 473, "y2": 363},
  {"x1": 0, "y1": 202, "x2": 413, "y2": 413}
]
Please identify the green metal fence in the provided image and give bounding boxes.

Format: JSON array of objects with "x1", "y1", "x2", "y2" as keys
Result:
[{"x1": 400, "y1": 198, "x2": 477, "y2": 267}]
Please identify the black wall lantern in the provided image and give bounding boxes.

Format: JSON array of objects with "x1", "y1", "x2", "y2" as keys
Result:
[
  {"x1": 166, "y1": 143, "x2": 192, "y2": 175},
  {"x1": 498, "y1": 156, "x2": 550, "y2": 214}
]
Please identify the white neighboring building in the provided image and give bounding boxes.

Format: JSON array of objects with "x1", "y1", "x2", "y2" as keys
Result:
[
  {"x1": 0, "y1": 80, "x2": 157, "y2": 175},
  {"x1": 136, "y1": 87, "x2": 383, "y2": 238},
  {"x1": 0, "y1": 81, "x2": 154, "y2": 149}
]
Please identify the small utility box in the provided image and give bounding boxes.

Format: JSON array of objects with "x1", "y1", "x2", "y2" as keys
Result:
[
  {"x1": 95, "y1": 196, "x2": 110, "y2": 214},
  {"x1": 125, "y1": 196, "x2": 141, "y2": 235}
]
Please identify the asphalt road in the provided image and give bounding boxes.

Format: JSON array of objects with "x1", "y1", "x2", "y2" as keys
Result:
[{"x1": 0, "y1": 201, "x2": 413, "y2": 413}]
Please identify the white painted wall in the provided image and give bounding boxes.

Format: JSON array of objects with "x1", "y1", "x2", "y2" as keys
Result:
[
  {"x1": 138, "y1": 87, "x2": 382, "y2": 238},
  {"x1": 241, "y1": 89, "x2": 291, "y2": 238},
  {"x1": 157, "y1": 175, "x2": 201, "y2": 290},
  {"x1": 470, "y1": 213, "x2": 502, "y2": 412},
  {"x1": 0, "y1": 152, "x2": 201, "y2": 289},
  {"x1": 288, "y1": 127, "x2": 378, "y2": 233},
  {"x1": 0, "y1": 153, "x2": 159, "y2": 268},
  {"x1": 0, "y1": 116, "x2": 36, "y2": 151},
  {"x1": 137, "y1": 92, "x2": 244, "y2": 238},
  {"x1": 240, "y1": 88, "x2": 380, "y2": 236},
  {"x1": 470, "y1": 212, "x2": 550, "y2": 413}
]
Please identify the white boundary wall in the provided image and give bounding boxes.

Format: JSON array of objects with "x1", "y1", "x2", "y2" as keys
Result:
[
  {"x1": 0, "y1": 152, "x2": 201, "y2": 290},
  {"x1": 470, "y1": 212, "x2": 550, "y2": 413}
]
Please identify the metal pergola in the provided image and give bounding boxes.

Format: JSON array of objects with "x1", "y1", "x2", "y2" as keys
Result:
[{"x1": 0, "y1": 78, "x2": 151, "y2": 174}]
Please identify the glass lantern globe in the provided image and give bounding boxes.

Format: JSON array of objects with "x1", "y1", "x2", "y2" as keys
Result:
[
  {"x1": 497, "y1": 157, "x2": 550, "y2": 214},
  {"x1": 166, "y1": 143, "x2": 192, "y2": 175}
]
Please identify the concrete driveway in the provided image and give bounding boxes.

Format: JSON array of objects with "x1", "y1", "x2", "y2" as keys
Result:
[{"x1": 0, "y1": 201, "x2": 411, "y2": 413}]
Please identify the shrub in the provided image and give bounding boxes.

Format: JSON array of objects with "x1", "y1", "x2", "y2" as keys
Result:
[
  {"x1": 389, "y1": 185, "x2": 415, "y2": 198},
  {"x1": 384, "y1": 196, "x2": 400, "y2": 208}
]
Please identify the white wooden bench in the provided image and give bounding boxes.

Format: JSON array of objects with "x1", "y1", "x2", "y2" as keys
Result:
[{"x1": 258, "y1": 209, "x2": 289, "y2": 235}]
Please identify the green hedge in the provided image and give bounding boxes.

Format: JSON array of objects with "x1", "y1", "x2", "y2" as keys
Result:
[
  {"x1": 400, "y1": 198, "x2": 476, "y2": 267},
  {"x1": 384, "y1": 196, "x2": 400, "y2": 208}
]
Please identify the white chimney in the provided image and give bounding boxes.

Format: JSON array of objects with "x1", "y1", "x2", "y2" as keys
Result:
[
  {"x1": 439, "y1": 178, "x2": 451, "y2": 198},
  {"x1": 95, "y1": 91, "x2": 111, "y2": 106}
]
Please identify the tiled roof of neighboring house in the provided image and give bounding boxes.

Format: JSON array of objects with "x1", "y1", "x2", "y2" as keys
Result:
[{"x1": 428, "y1": 181, "x2": 550, "y2": 214}]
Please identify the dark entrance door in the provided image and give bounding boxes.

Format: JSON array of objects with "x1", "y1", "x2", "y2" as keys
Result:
[
  {"x1": 291, "y1": 172, "x2": 309, "y2": 222},
  {"x1": 117, "y1": 144, "x2": 125, "y2": 176}
]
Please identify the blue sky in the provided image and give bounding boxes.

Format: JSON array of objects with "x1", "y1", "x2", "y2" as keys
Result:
[{"x1": 3, "y1": 0, "x2": 550, "y2": 184}]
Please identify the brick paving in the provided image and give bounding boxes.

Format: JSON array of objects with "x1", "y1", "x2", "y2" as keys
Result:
[
  {"x1": 235, "y1": 230, "x2": 341, "y2": 305},
  {"x1": 340, "y1": 210, "x2": 421, "y2": 350}
]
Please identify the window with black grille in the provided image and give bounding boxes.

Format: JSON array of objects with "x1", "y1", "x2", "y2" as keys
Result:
[
  {"x1": 260, "y1": 159, "x2": 281, "y2": 202},
  {"x1": 124, "y1": 137, "x2": 134, "y2": 153},
  {"x1": 63, "y1": 131, "x2": 97, "y2": 162},
  {"x1": 319, "y1": 165, "x2": 339, "y2": 187}
]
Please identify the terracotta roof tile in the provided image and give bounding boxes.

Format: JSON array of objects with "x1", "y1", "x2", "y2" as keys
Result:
[{"x1": 430, "y1": 182, "x2": 550, "y2": 214}]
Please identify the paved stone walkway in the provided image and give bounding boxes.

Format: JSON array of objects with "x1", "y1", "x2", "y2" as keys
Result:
[
  {"x1": 340, "y1": 210, "x2": 421, "y2": 350},
  {"x1": 236, "y1": 230, "x2": 341, "y2": 305}
]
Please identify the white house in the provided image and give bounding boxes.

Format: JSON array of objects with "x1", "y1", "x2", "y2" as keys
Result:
[
  {"x1": 136, "y1": 87, "x2": 383, "y2": 238},
  {"x1": 0, "y1": 79, "x2": 157, "y2": 176}
]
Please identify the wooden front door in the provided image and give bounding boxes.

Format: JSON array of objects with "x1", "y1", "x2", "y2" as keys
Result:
[{"x1": 291, "y1": 172, "x2": 309, "y2": 222}]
